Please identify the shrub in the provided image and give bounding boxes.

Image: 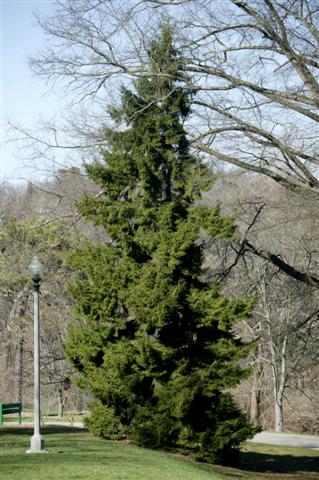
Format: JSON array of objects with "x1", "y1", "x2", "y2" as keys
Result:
[{"x1": 85, "y1": 401, "x2": 125, "y2": 439}]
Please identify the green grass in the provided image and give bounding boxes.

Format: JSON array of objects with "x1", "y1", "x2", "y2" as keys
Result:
[{"x1": 0, "y1": 426, "x2": 318, "y2": 480}]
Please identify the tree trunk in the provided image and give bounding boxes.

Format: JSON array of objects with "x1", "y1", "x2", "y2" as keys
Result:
[
  {"x1": 58, "y1": 387, "x2": 64, "y2": 418},
  {"x1": 10, "y1": 287, "x2": 29, "y2": 403},
  {"x1": 4, "y1": 331, "x2": 13, "y2": 369},
  {"x1": 275, "y1": 398, "x2": 284, "y2": 432},
  {"x1": 250, "y1": 362, "x2": 262, "y2": 424},
  {"x1": 15, "y1": 336, "x2": 24, "y2": 404},
  {"x1": 271, "y1": 335, "x2": 287, "y2": 433},
  {"x1": 262, "y1": 280, "x2": 287, "y2": 433},
  {"x1": 250, "y1": 384, "x2": 261, "y2": 425},
  {"x1": 250, "y1": 339, "x2": 263, "y2": 425}
]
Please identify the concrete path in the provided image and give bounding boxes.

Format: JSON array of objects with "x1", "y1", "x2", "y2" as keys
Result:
[
  {"x1": 250, "y1": 431, "x2": 319, "y2": 450},
  {"x1": 1, "y1": 420, "x2": 85, "y2": 428}
]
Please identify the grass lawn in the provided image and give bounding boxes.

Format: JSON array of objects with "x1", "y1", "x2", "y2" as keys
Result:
[{"x1": 0, "y1": 426, "x2": 318, "y2": 480}]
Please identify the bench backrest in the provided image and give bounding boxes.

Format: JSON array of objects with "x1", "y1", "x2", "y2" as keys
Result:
[
  {"x1": 2, "y1": 403, "x2": 22, "y2": 414},
  {"x1": 0, "y1": 402, "x2": 22, "y2": 425}
]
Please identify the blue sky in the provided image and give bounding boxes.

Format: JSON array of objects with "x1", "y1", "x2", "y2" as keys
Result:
[{"x1": 1, "y1": 0, "x2": 61, "y2": 184}]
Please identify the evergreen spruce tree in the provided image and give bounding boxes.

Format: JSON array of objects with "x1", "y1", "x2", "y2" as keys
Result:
[{"x1": 65, "y1": 25, "x2": 256, "y2": 463}]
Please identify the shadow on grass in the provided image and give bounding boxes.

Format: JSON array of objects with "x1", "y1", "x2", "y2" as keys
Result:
[
  {"x1": 239, "y1": 450, "x2": 319, "y2": 475},
  {"x1": 0, "y1": 426, "x2": 85, "y2": 436}
]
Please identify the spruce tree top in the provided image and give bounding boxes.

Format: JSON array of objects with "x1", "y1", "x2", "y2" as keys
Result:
[{"x1": 80, "y1": 25, "x2": 214, "y2": 247}]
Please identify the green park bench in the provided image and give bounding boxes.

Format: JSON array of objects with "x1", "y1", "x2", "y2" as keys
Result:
[{"x1": 0, "y1": 402, "x2": 22, "y2": 425}]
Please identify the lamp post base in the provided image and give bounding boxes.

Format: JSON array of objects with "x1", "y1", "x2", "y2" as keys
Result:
[{"x1": 26, "y1": 434, "x2": 47, "y2": 453}]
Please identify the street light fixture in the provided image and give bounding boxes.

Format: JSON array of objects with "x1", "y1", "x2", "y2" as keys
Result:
[{"x1": 27, "y1": 256, "x2": 47, "y2": 453}]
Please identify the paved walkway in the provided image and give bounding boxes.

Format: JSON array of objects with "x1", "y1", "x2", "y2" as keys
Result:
[
  {"x1": 1, "y1": 420, "x2": 85, "y2": 428},
  {"x1": 250, "y1": 431, "x2": 319, "y2": 450}
]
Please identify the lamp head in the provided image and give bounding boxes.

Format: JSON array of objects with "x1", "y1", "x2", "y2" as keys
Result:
[{"x1": 28, "y1": 256, "x2": 43, "y2": 281}]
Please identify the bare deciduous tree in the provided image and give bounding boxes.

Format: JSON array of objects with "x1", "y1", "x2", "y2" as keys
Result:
[
  {"x1": 24, "y1": 1, "x2": 319, "y2": 193},
  {"x1": 204, "y1": 173, "x2": 319, "y2": 431}
]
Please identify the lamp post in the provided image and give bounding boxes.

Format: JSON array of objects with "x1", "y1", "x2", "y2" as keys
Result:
[{"x1": 27, "y1": 256, "x2": 47, "y2": 453}]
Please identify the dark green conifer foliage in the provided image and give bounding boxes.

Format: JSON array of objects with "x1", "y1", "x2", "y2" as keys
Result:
[{"x1": 65, "y1": 25, "x2": 256, "y2": 463}]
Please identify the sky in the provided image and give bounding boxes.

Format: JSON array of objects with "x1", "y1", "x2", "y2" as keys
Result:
[{"x1": 1, "y1": 0, "x2": 62, "y2": 184}]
